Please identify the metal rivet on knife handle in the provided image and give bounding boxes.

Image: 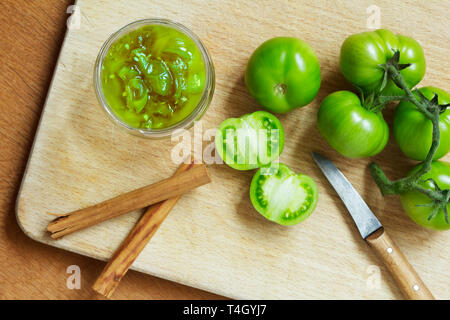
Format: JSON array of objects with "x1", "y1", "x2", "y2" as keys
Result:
[{"x1": 366, "y1": 228, "x2": 434, "y2": 300}]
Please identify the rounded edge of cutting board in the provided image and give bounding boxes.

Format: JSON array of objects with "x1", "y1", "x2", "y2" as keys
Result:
[
  {"x1": 15, "y1": 18, "x2": 76, "y2": 244},
  {"x1": 15, "y1": 118, "x2": 52, "y2": 243}
]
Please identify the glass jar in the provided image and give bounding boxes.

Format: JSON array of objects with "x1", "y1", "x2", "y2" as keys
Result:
[{"x1": 94, "y1": 18, "x2": 215, "y2": 138}]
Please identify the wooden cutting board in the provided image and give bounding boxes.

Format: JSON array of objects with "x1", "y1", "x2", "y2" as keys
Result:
[{"x1": 16, "y1": 0, "x2": 450, "y2": 299}]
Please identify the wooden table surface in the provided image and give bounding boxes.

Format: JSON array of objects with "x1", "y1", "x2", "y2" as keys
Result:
[
  {"x1": 2, "y1": 1, "x2": 448, "y2": 300},
  {"x1": 0, "y1": 0, "x2": 222, "y2": 299}
]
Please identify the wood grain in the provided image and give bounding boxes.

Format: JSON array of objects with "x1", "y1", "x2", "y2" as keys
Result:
[
  {"x1": 9, "y1": 0, "x2": 450, "y2": 299},
  {"x1": 366, "y1": 228, "x2": 435, "y2": 300},
  {"x1": 0, "y1": 0, "x2": 220, "y2": 299}
]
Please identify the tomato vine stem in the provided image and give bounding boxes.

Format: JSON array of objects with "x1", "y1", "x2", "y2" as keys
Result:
[{"x1": 368, "y1": 52, "x2": 449, "y2": 223}]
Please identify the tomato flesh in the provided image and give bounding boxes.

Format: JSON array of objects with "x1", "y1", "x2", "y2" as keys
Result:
[
  {"x1": 250, "y1": 163, "x2": 318, "y2": 225},
  {"x1": 394, "y1": 86, "x2": 450, "y2": 161},
  {"x1": 215, "y1": 111, "x2": 285, "y2": 170},
  {"x1": 399, "y1": 161, "x2": 450, "y2": 230}
]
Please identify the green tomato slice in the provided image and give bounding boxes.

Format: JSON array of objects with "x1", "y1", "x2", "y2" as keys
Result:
[
  {"x1": 250, "y1": 163, "x2": 318, "y2": 225},
  {"x1": 215, "y1": 111, "x2": 285, "y2": 170}
]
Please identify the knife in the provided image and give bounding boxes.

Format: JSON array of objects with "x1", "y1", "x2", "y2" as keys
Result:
[{"x1": 312, "y1": 152, "x2": 434, "y2": 300}]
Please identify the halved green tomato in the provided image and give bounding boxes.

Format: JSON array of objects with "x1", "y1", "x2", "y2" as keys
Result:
[
  {"x1": 215, "y1": 111, "x2": 285, "y2": 170},
  {"x1": 250, "y1": 163, "x2": 319, "y2": 225}
]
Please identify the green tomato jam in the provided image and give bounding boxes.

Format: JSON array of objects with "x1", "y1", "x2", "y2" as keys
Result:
[{"x1": 101, "y1": 25, "x2": 206, "y2": 129}]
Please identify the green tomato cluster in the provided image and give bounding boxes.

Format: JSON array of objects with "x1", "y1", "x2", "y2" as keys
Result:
[
  {"x1": 317, "y1": 29, "x2": 449, "y2": 230},
  {"x1": 318, "y1": 29, "x2": 429, "y2": 159},
  {"x1": 216, "y1": 37, "x2": 322, "y2": 225},
  {"x1": 216, "y1": 30, "x2": 449, "y2": 231}
]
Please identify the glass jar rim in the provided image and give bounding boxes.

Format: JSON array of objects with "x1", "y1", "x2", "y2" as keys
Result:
[{"x1": 93, "y1": 18, "x2": 215, "y2": 139}]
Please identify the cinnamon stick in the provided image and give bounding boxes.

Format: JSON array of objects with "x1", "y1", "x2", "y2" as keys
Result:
[
  {"x1": 92, "y1": 160, "x2": 197, "y2": 298},
  {"x1": 47, "y1": 164, "x2": 210, "y2": 239}
]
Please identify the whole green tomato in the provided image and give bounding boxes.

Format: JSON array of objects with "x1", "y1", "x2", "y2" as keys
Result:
[
  {"x1": 394, "y1": 86, "x2": 450, "y2": 161},
  {"x1": 317, "y1": 91, "x2": 389, "y2": 158},
  {"x1": 340, "y1": 29, "x2": 425, "y2": 96},
  {"x1": 245, "y1": 37, "x2": 321, "y2": 113},
  {"x1": 400, "y1": 161, "x2": 450, "y2": 230}
]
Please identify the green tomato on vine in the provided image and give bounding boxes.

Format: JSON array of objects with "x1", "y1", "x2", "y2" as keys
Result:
[
  {"x1": 400, "y1": 161, "x2": 450, "y2": 230},
  {"x1": 317, "y1": 91, "x2": 389, "y2": 158},
  {"x1": 394, "y1": 87, "x2": 450, "y2": 161},
  {"x1": 339, "y1": 29, "x2": 426, "y2": 96},
  {"x1": 319, "y1": 28, "x2": 449, "y2": 231}
]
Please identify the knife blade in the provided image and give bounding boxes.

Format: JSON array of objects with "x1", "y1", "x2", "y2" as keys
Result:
[
  {"x1": 311, "y1": 152, "x2": 382, "y2": 239},
  {"x1": 311, "y1": 151, "x2": 434, "y2": 300}
]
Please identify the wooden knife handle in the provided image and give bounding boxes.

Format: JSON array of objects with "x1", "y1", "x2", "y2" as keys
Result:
[{"x1": 366, "y1": 228, "x2": 434, "y2": 300}]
